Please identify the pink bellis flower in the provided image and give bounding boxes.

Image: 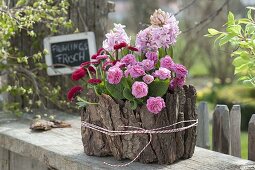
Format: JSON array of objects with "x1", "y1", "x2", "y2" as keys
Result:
[
  {"x1": 146, "y1": 97, "x2": 166, "y2": 114},
  {"x1": 131, "y1": 81, "x2": 148, "y2": 98},
  {"x1": 107, "y1": 66, "x2": 123, "y2": 84}
]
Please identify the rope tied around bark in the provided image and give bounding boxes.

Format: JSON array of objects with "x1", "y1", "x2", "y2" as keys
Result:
[{"x1": 81, "y1": 119, "x2": 198, "y2": 167}]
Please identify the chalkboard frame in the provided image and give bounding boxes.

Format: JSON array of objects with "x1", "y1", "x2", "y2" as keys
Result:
[{"x1": 43, "y1": 32, "x2": 96, "y2": 76}]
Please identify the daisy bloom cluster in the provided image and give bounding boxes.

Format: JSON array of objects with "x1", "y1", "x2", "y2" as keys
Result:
[{"x1": 67, "y1": 9, "x2": 188, "y2": 115}]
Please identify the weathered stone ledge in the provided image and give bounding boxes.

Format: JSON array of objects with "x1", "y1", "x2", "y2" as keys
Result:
[{"x1": 0, "y1": 110, "x2": 254, "y2": 170}]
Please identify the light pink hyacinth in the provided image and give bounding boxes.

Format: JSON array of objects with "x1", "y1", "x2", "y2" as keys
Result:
[
  {"x1": 151, "y1": 23, "x2": 180, "y2": 48},
  {"x1": 135, "y1": 26, "x2": 158, "y2": 52},
  {"x1": 145, "y1": 51, "x2": 158, "y2": 64},
  {"x1": 141, "y1": 59, "x2": 155, "y2": 71},
  {"x1": 173, "y1": 64, "x2": 188, "y2": 77},
  {"x1": 103, "y1": 24, "x2": 130, "y2": 51},
  {"x1": 131, "y1": 81, "x2": 148, "y2": 98},
  {"x1": 120, "y1": 54, "x2": 136, "y2": 66},
  {"x1": 125, "y1": 64, "x2": 146, "y2": 78},
  {"x1": 107, "y1": 66, "x2": 123, "y2": 84},
  {"x1": 143, "y1": 75, "x2": 154, "y2": 84},
  {"x1": 153, "y1": 67, "x2": 171, "y2": 80},
  {"x1": 135, "y1": 13, "x2": 180, "y2": 53},
  {"x1": 146, "y1": 97, "x2": 166, "y2": 114},
  {"x1": 160, "y1": 55, "x2": 174, "y2": 70}
]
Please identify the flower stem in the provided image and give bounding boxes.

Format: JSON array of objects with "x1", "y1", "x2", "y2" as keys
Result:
[
  {"x1": 93, "y1": 86, "x2": 100, "y2": 96},
  {"x1": 86, "y1": 68, "x2": 92, "y2": 79},
  {"x1": 115, "y1": 50, "x2": 118, "y2": 60},
  {"x1": 77, "y1": 96, "x2": 98, "y2": 105},
  {"x1": 86, "y1": 68, "x2": 99, "y2": 95},
  {"x1": 99, "y1": 63, "x2": 104, "y2": 80},
  {"x1": 95, "y1": 67, "x2": 99, "y2": 79}
]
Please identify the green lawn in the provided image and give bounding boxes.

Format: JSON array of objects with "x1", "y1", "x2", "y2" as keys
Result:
[
  {"x1": 209, "y1": 125, "x2": 248, "y2": 159},
  {"x1": 241, "y1": 131, "x2": 248, "y2": 159}
]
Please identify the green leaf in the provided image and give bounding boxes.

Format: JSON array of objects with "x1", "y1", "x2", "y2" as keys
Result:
[
  {"x1": 16, "y1": 0, "x2": 27, "y2": 7},
  {"x1": 245, "y1": 23, "x2": 255, "y2": 34},
  {"x1": 122, "y1": 48, "x2": 129, "y2": 56},
  {"x1": 247, "y1": 7, "x2": 255, "y2": 11},
  {"x1": 238, "y1": 76, "x2": 249, "y2": 81},
  {"x1": 240, "y1": 52, "x2": 250, "y2": 60},
  {"x1": 247, "y1": 9, "x2": 252, "y2": 20},
  {"x1": 123, "y1": 87, "x2": 135, "y2": 101},
  {"x1": 228, "y1": 12, "x2": 235, "y2": 25},
  {"x1": 166, "y1": 46, "x2": 174, "y2": 57},
  {"x1": 219, "y1": 34, "x2": 235, "y2": 46},
  {"x1": 234, "y1": 63, "x2": 249, "y2": 74},
  {"x1": 208, "y1": 28, "x2": 220, "y2": 35},
  {"x1": 227, "y1": 25, "x2": 241, "y2": 35},
  {"x1": 130, "y1": 100, "x2": 138, "y2": 110},
  {"x1": 233, "y1": 57, "x2": 248, "y2": 67},
  {"x1": 105, "y1": 80, "x2": 125, "y2": 100},
  {"x1": 158, "y1": 48, "x2": 166, "y2": 59},
  {"x1": 122, "y1": 77, "x2": 133, "y2": 89},
  {"x1": 76, "y1": 101, "x2": 87, "y2": 108},
  {"x1": 204, "y1": 34, "x2": 213, "y2": 37},
  {"x1": 148, "y1": 79, "x2": 170, "y2": 97},
  {"x1": 214, "y1": 33, "x2": 225, "y2": 44},
  {"x1": 238, "y1": 18, "x2": 251, "y2": 24}
]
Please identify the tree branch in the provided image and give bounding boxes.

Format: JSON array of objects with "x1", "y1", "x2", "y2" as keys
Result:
[
  {"x1": 174, "y1": 0, "x2": 197, "y2": 16},
  {"x1": 182, "y1": 0, "x2": 229, "y2": 34}
]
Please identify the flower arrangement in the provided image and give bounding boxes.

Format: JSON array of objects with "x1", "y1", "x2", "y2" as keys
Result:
[{"x1": 67, "y1": 9, "x2": 188, "y2": 114}]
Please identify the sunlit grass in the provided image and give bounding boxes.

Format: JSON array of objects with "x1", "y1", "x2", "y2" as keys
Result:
[
  {"x1": 189, "y1": 59, "x2": 209, "y2": 77},
  {"x1": 241, "y1": 131, "x2": 248, "y2": 159}
]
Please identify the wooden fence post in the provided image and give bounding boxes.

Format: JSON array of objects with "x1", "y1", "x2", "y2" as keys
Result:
[
  {"x1": 213, "y1": 105, "x2": 230, "y2": 154},
  {"x1": 229, "y1": 105, "x2": 241, "y2": 157},
  {"x1": 196, "y1": 102, "x2": 210, "y2": 149},
  {"x1": 248, "y1": 114, "x2": 255, "y2": 161}
]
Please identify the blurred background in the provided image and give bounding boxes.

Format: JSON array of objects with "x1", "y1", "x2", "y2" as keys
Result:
[{"x1": 107, "y1": 0, "x2": 255, "y2": 159}]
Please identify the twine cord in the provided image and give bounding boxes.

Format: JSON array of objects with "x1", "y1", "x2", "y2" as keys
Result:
[{"x1": 81, "y1": 119, "x2": 198, "y2": 167}]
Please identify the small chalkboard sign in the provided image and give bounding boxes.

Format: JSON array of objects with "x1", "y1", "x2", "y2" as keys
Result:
[{"x1": 44, "y1": 32, "x2": 96, "y2": 76}]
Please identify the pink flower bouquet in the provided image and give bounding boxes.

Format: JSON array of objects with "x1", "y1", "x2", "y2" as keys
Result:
[
  {"x1": 73, "y1": 9, "x2": 197, "y2": 165},
  {"x1": 68, "y1": 9, "x2": 188, "y2": 115}
]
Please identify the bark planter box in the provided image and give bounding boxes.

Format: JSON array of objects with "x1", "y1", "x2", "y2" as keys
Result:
[{"x1": 81, "y1": 85, "x2": 197, "y2": 164}]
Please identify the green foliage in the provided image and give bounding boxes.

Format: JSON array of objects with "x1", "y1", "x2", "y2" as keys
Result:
[
  {"x1": 148, "y1": 79, "x2": 170, "y2": 97},
  {"x1": 130, "y1": 100, "x2": 138, "y2": 110},
  {"x1": 206, "y1": 8, "x2": 255, "y2": 86},
  {"x1": 0, "y1": 0, "x2": 72, "y2": 113},
  {"x1": 123, "y1": 87, "x2": 135, "y2": 101},
  {"x1": 158, "y1": 46, "x2": 173, "y2": 59},
  {"x1": 105, "y1": 81, "x2": 125, "y2": 100}
]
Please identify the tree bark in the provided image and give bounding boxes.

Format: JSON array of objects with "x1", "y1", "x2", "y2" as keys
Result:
[{"x1": 81, "y1": 85, "x2": 197, "y2": 164}]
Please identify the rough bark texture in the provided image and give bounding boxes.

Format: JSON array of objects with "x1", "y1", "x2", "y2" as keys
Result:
[{"x1": 81, "y1": 85, "x2": 197, "y2": 164}]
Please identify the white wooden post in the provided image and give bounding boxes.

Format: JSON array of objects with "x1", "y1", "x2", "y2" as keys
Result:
[
  {"x1": 248, "y1": 114, "x2": 255, "y2": 161},
  {"x1": 196, "y1": 102, "x2": 210, "y2": 149},
  {"x1": 229, "y1": 105, "x2": 241, "y2": 157},
  {"x1": 213, "y1": 105, "x2": 230, "y2": 154}
]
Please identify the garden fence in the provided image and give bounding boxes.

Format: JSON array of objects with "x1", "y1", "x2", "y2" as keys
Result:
[{"x1": 196, "y1": 102, "x2": 255, "y2": 161}]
